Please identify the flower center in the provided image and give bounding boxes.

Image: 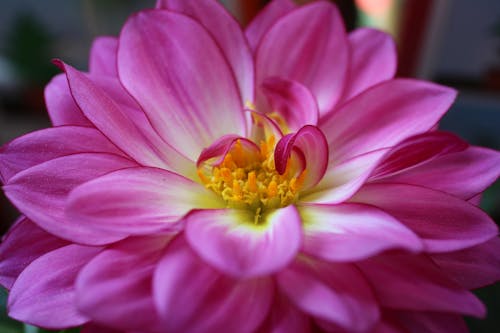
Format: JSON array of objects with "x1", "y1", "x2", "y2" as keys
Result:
[{"x1": 198, "y1": 135, "x2": 306, "y2": 217}]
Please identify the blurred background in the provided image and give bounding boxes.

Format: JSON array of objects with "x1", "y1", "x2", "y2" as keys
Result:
[{"x1": 0, "y1": 0, "x2": 499, "y2": 332}]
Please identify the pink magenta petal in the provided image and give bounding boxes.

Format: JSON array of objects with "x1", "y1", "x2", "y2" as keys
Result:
[
  {"x1": 67, "y1": 167, "x2": 223, "y2": 235},
  {"x1": 341, "y1": 28, "x2": 397, "y2": 101},
  {"x1": 185, "y1": 205, "x2": 302, "y2": 278},
  {"x1": 274, "y1": 125, "x2": 328, "y2": 189},
  {"x1": 358, "y1": 254, "x2": 486, "y2": 317},
  {"x1": 393, "y1": 311, "x2": 469, "y2": 333},
  {"x1": 277, "y1": 258, "x2": 379, "y2": 332},
  {"x1": 44, "y1": 74, "x2": 90, "y2": 126},
  {"x1": 256, "y1": 293, "x2": 311, "y2": 333},
  {"x1": 58, "y1": 61, "x2": 193, "y2": 172},
  {"x1": 379, "y1": 146, "x2": 500, "y2": 200},
  {"x1": 432, "y1": 237, "x2": 500, "y2": 289},
  {"x1": 0, "y1": 217, "x2": 68, "y2": 289},
  {"x1": 157, "y1": 0, "x2": 254, "y2": 104},
  {"x1": 321, "y1": 79, "x2": 457, "y2": 164},
  {"x1": 118, "y1": 10, "x2": 245, "y2": 160},
  {"x1": 261, "y1": 77, "x2": 319, "y2": 132},
  {"x1": 245, "y1": 0, "x2": 296, "y2": 52},
  {"x1": 302, "y1": 147, "x2": 390, "y2": 204},
  {"x1": 245, "y1": 110, "x2": 284, "y2": 143},
  {"x1": 4, "y1": 153, "x2": 136, "y2": 245},
  {"x1": 76, "y1": 237, "x2": 168, "y2": 332},
  {"x1": 299, "y1": 203, "x2": 422, "y2": 262},
  {"x1": 8, "y1": 245, "x2": 101, "y2": 329},
  {"x1": 196, "y1": 135, "x2": 260, "y2": 168},
  {"x1": 89, "y1": 36, "x2": 118, "y2": 76},
  {"x1": 80, "y1": 323, "x2": 124, "y2": 333},
  {"x1": 370, "y1": 131, "x2": 468, "y2": 179},
  {"x1": 350, "y1": 183, "x2": 498, "y2": 252},
  {"x1": 256, "y1": 2, "x2": 348, "y2": 114},
  {"x1": 154, "y1": 236, "x2": 273, "y2": 333},
  {"x1": 0, "y1": 126, "x2": 124, "y2": 183}
]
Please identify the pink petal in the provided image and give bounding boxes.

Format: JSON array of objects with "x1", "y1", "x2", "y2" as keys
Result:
[
  {"x1": 0, "y1": 126, "x2": 124, "y2": 183},
  {"x1": 370, "y1": 131, "x2": 468, "y2": 180},
  {"x1": 261, "y1": 77, "x2": 319, "y2": 132},
  {"x1": 0, "y1": 217, "x2": 68, "y2": 289},
  {"x1": 391, "y1": 311, "x2": 469, "y2": 333},
  {"x1": 299, "y1": 203, "x2": 422, "y2": 262},
  {"x1": 274, "y1": 125, "x2": 328, "y2": 189},
  {"x1": 76, "y1": 237, "x2": 168, "y2": 332},
  {"x1": 302, "y1": 148, "x2": 389, "y2": 204},
  {"x1": 256, "y1": 294, "x2": 311, "y2": 333},
  {"x1": 157, "y1": 0, "x2": 254, "y2": 104},
  {"x1": 8, "y1": 245, "x2": 101, "y2": 329},
  {"x1": 245, "y1": 110, "x2": 284, "y2": 143},
  {"x1": 341, "y1": 28, "x2": 397, "y2": 101},
  {"x1": 321, "y1": 79, "x2": 457, "y2": 164},
  {"x1": 185, "y1": 205, "x2": 302, "y2": 278},
  {"x1": 350, "y1": 183, "x2": 498, "y2": 252},
  {"x1": 256, "y1": 2, "x2": 348, "y2": 114},
  {"x1": 245, "y1": 0, "x2": 296, "y2": 52},
  {"x1": 357, "y1": 253, "x2": 486, "y2": 317},
  {"x1": 431, "y1": 237, "x2": 500, "y2": 289},
  {"x1": 118, "y1": 10, "x2": 245, "y2": 160},
  {"x1": 277, "y1": 258, "x2": 379, "y2": 332},
  {"x1": 81, "y1": 323, "x2": 124, "y2": 333},
  {"x1": 57, "y1": 61, "x2": 192, "y2": 172},
  {"x1": 67, "y1": 167, "x2": 223, "y2": 235},
  {"x1": 89, "y1": 36, "x2": 118, "y2": 76},
  {"x1": 378, "y1": 146, "x2": 500, "y2": 200},
  {"x1": 196, "y1": 135, "x2": 260, "y2": 168},
  {"x1": 44, "y1": 73, "x2": 90, "y2": 126},
  {"x1": 4, "y1": 153, "x2": 136, "y2": 245},
  {"x1": 154, "y1": 236, "x2": 273, "y2": 333}
]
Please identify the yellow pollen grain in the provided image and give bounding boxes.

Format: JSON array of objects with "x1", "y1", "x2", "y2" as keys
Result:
[
  {"x1": 248, "y1": 171, "x2": 258, "y2": 192},
  {"x1": 267, "y1": 180, "x2": 278, "y2": 198}
]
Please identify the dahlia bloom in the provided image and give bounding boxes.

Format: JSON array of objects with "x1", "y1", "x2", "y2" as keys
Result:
[{"x1": 1, "y1": 0, "x2": 500, "y2": 332}]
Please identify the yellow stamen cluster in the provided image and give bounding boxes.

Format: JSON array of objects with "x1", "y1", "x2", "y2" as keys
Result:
[{"x1": 198, "y1": 136, "x2": 306, "y2": 216}]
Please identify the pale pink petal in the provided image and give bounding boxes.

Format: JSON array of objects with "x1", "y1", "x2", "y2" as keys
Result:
[
  {"x1": 302, "y1": 148, "x2": 389, "y2": 204},
  {"x1": 277, "y1": 258, "x2": 379, "y2": 332},
  {"x1": 245, "y1": 0, "x2": 296, "y2": 52},
  {"x1": 8, "y1": 245, "x2": 100, "y2": 329},
  {"x1": 157, "y1": 0, "x2": 254, "y2": 103},
  {"x1": 394, "y1": 311, "x2": 469, "y2": 333},
  {"x1": 256, "y1": 294, "x2": 311, "y2": 333},
  {"x1": 321, "y1": 79, "x2": 457, "y2": 164},
  {"x1": 0, "y1": 126, "x2": 124, "y2": 183},
  {"x1": 299, "y1": 203, "x2": 422, "y2": 262},
  {"x1": 341, "y1": 28, "x2": 397, "y2": 101},
  {"x1": 0, "y1": 217, "x2": 68, "y2": 289},
  {"x1": 274, "y1": 125, "x2": 328, "y2": 189},
  {"x1": 154, "y1": 236, "x2": 273, "y2": 333},
  {"x1": 261, "y1": 77, "x2": 319, "y2": 131},
  {"x1": 378, "y1": 146, "x2": 500, "y2": 200},
  {"x1": 370, "y1": 131, "x2": 468, "y2": 179},
  {"x1": 256, "y1": 2, "x2": 348, "y2": 114},
  {"x1": 89, "y1": 36, "x2": 118, "y2": 76},
  {"x1": 57, "y1": 61, "x2": 192, "y2": 172},
  {"x1": 185, "y1": 205, "x2": 302, "y2": 278},
  {"x1": 3, "y1": 153, "x2": 136, "y2": 245},
  {"x1": 44, "y1": 73, "x2": 90, "y2": 126},
  {"x1": 76, "y1": 237, "x2": 168, "y2": 332},
  {"x1": 67, "y1": 167, "x2": 223, "y2": 235},
  {"x1": 245, "y1": 110, "x2": 284, "y2": 143},
  {"x1": 358, "y1": 254, "x2": 486, "y2": 317},
  {"x1": 432, "y1": 237, "x2": 500, "y2": 289},
  {"x1": 118, "y1": 10, "x2": 245, "y2": 160},
  {"x1": 350, "y1": 183, "x2": 498, "y2": 252}
]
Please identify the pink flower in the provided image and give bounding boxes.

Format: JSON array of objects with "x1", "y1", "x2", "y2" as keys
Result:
[{"x1": 1, "y1": 0, "x2": 499, "y2": 332}]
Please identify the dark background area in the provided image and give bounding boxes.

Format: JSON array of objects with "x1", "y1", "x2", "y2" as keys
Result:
[{"x1": 0, "y1": 0, "x2": 499, "y2": 332}]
